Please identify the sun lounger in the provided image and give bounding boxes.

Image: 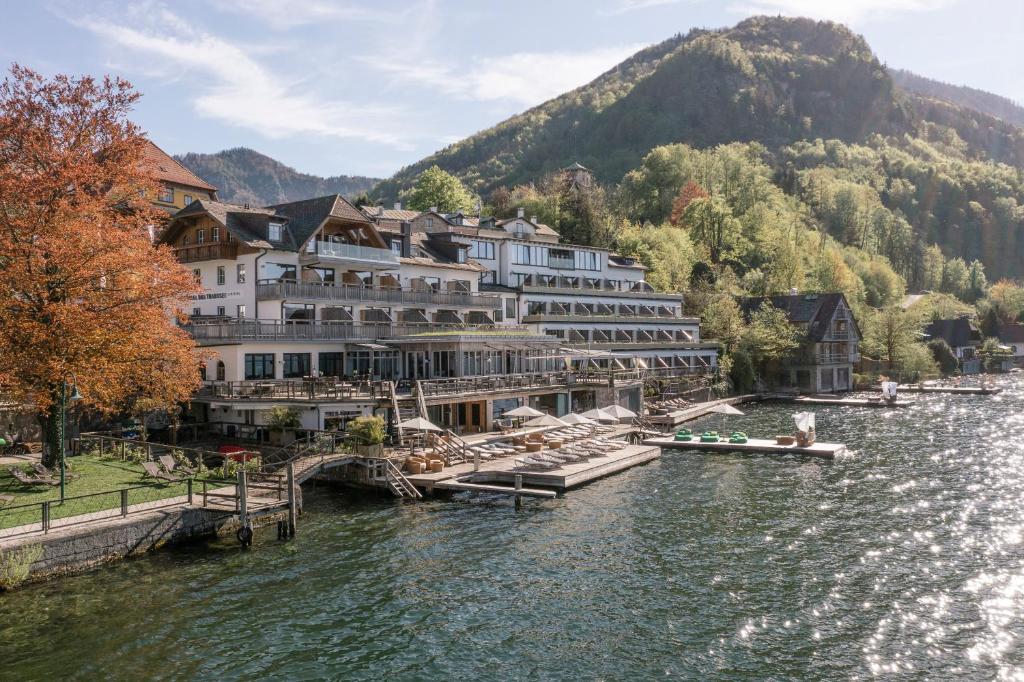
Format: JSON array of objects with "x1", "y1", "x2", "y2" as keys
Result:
[
  {"x1": 159, "y1": 455, "x2": 196, "y2": 477},
  {"x1": 8, "y1": 467, "x2": 58, "y2": 486},
  {"x1": 514, "y1": 456, "x2": 559, "y2": 471},
  {"x1": 32, "y1": 462, "x2": 78, "y2": 481},
  {"x1": 142, "y1": 461, "x2": 183, "y2": 482}
]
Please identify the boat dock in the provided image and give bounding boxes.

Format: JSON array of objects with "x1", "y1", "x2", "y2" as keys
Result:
[
  {"x1": 648, "y1": 395, "x2": 758, "y2": 427},
  {"x1": 643, "y1": 436, "x2": 846, "y2": 460},
  {"x1": 895, "y1": 384, "x2": 1001, "y2": 395},
  {"x1": 782, "y1": 396, "x2": 913, "y2": 408},
  {"x1": 406, "y1": 443, "x2": 661, "y2": 495}
]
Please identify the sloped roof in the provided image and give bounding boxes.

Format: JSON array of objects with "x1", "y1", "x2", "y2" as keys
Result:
[
  {"x1": 495, "y1": 216, "x2": 559, "y2": 237},
  {"x1": 925, "y1": 318, "x2": 981, "y2": 348},
  {"x1": 142, "y1": 140, "x2": 216, "y2": 191},
  {"x1": 265, "y1": 194, "x2": 371, "y2": 247},
  {"x1": 363, "y1": 206, "x2": 421, "y2": 223},
  {"x1": 739, "y1": 293, "x2": 857, "y2": 342}
]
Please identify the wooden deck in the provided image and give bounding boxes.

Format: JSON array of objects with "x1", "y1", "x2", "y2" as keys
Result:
[
  {"x1": 406, "y1": 443, "x2": 661, "y2": 494},
  {"x1": 643, "y1": 436, "x2": 846, "y2": 459},
  {"x1": 784, "y1": 396, "x2": 913, "y2": 408},
  {"x1": 647, "y1": 395, "x2": 757, "y2": 427},
  {"x1": 895, "y1": 384, "x2": 1001, "y2": 395}
]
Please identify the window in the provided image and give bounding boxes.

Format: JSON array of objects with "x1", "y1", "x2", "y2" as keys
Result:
[
  {"x1": 244, "y1": 353, "x2": 275, "y2": 380},
  {"x1": 390, "y1": 240, "x2": 402, "y2": 256},
  {"x1": 197, "y1": 229, "x2": 205, "y2": 244},
  {"x1": 456, "y1": 248, "x2": 467, "y2": 264},
  {"x1": 192, "y1": 268, "x2": 201, "y2": 283},
  {"x1": 212, "y1": 226, "x2": 220, "y2": 242},
  {"x1": 184, "y1": 194, "x2": 193, "y2": 206},
  {"x1": 216, "y1": 361, "x2": 225, "y2": 381},
  {"x1": 268, "y1": 222, "x2": 283, "y2": 242},
  {"x1": 157, "y1": 185, "x2": 174, "y2": 203},
  {"x1": 216, "y1": 306, "x2": 225, "y2": 316},
  {"x1": 283, "y1": 353, "x2": 311, "y2": 378},
  {"x1": 479, "y1": 271, "x2": 496, "y2": 285},
  {"x1": 282, "y1": 303, "x2": 314, "y2": 322},
  {"x1": 575, "y1": 250, "x2": 599, "y2": 271},
  {"x1": 192, "y1": 307, "x2": 201, "y2": 317},
  {"x1": 236, "y1": 263, "x2": 246, "y2": 283},
  {"x1": 512, "y1": 244, "x2": 548, "y2": 266},
  {"x1": 469, "y1": 240, "x2": 494, "y2": 259},
  {"x1": 319, "y1": 352, "x2": 344, "y2": 377},
  {"x1": 216, "y1": 266, "x2": 225, "y2": 285},
  {"x1": 237, "y1": 304, "x2": 246, "y2": 318},
  {"x1": 308, "y1": 267, "x2": 335, "y2": 284},
  {"x1": 265, "y1": 263, "x2": 296, "y2": 281},
  {"x1": 509, "y1": 272, "x2": 527, "y2": 287},
  {"x1": 505, "y1": 298, "x2": 516, "y2": 320},
  {"x1": 426, "y1": 217, "x2": 434, "y2": 228},
  {"x1": 549, "y1": 248, "x2": 575, "y2": 269}
]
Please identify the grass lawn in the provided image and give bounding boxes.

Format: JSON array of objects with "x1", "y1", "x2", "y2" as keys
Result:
[{"x1": 0, "y1": 456, "x2": 232, "y2": 530}]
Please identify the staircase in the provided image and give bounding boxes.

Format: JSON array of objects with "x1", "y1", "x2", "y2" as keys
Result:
[
  {"x1": 388, "y1": 381, "x2": 410, "y2": 443},
  {"x1": 366, "y1": 457, "x2": 421, "y2": 498},
  {"x1": 430, "y1": 429, "x2": 470, "y2": 466}
]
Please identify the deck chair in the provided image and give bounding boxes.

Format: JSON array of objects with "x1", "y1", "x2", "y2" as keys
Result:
[
  {"x1": 8, "y1": 467, "x2": 57, "y2": 486},
  {"x1": 142, "y1": 461, "x2": 182, "y2": 482},
  {"x1": 32, "y1": 462, "x2": 78, "y2": 481},
  {"x1": 158, "y1": 455, "x2": 196, "y2": 477}
]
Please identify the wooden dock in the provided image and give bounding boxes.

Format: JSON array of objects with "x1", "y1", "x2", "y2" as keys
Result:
[
  {"x1": 406, "y1": 443, "x2": 661, "y2": 495},
  {"x1": 643, "y1": 436, "x2": 846, "y2": 460},
  {"x1": 783, "y1": 396, "x2": 913, "y2": 408},
  {"x1": 648, "y1": 395, "x2": 758, "y2": 427},
  {"x1": 895, "y1": 384, "x2": 1001, "y2": 395}
]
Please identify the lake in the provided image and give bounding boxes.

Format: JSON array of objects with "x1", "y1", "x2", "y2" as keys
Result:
[{"x1": 3, "y1": 376, "x2": 1023, "y2": 679}]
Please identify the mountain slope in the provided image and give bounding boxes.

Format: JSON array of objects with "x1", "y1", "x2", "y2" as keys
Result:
[
  {"x1": 176, "y1": 148, "x2": 380, "y2": 206},
  {"x1": 374, "y1": 16, "x2": 1024, "y2": 199},
  {"x1": 892, "y1": 69, "x2": 1024, "y2": 129}
]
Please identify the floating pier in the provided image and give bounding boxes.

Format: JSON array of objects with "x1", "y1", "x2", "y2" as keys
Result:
[
  {"x1": 895, "y1": 384, "x2": 1001, "y2": 395},
  {"x1": 406, "y1": 443, "x2": 661, "y2": 495},
  {"x1": 647, "y1": 395, "x2": 758, "y2": 427},
  {"x1": 782, "y1": 396, "x2": 913, "y2": 408},
  {"x1": 643, "y1": 436, "x2": 846, "y2": 460}
]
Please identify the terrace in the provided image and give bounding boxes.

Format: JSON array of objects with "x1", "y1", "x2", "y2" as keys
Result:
[
  {"x1": 182, "y1": 319, "x2": 532, "y2": 343},
  {"x1": 256, "y1": 279, "x2": 502, "y2": 309}
]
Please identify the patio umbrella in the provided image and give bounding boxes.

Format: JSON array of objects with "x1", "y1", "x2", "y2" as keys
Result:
[
  {"x1": 561, "y1": 413, "x2": 596, "y2": 425},
  {"x1": 604, "y1": 405, "x2": 637, "y2": 419},
  {"x1": 398, "y1": 416, "x2": 442, "y2": 432},
  {"x1": 505, "y1": 405, "x2": 544, "y2": 418},
  {"x1": 581, "y1": 407, "x2": 619, "y2": 423},
  {"x1": 707, "y1": 402, "x2": 744, "y2": 433},
  {"x1": 523, "y1": 414, "x2": 570, "y2": 428}
]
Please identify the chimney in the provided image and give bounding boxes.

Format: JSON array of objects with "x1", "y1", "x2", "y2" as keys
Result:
[
  {"x1": 530, "y1": 215, "x2": 537, "y2": 224},
  {"x1": 789, "y1": 287, "x2": 799, "y2": 296},
  {"x1": 430, "y1": 206, "x2": 438, "y2": 213},
  {"x1": 394, "y1": 202, "x2": 402, "y2": 211},
  {"x1": 516, "y1": 207, "x2": 524, "y2": 218},
  {"x1": 378, "y1": 206, "x2": 385, "y2": 217}
]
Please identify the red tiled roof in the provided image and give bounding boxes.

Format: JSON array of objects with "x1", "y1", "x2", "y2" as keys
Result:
[{"x1": 142, "y1": 140, "x2": 217, "y2": 192}]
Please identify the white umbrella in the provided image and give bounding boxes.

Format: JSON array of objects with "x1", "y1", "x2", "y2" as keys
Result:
[
  {"x1": 561, "y1": 413, "x2": 596, "y2": 425},
  {"x1": 581, "y1": 407, "x2": 619, "y2": 423},
  {"x1": 505, "y1": 405, "x2": 544, "y2": 418},
  {"x1": 604, "y1": 405, "x2": 637, "y2": 419},
  {"x1": 707, "y1": 403, "x2": 744, "y2": 416},
  {"x1": 398, "y1": 416, "x2": 442, "y2": 432},
  {"x1": 523, "y1": 414, "x2": 570, "y2": 428}
]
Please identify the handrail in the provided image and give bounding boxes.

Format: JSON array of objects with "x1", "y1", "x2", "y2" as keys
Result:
[
  {"x1": 182, "y1": 320, "x2": 532, "y2": 342},
  {"x1": 256, "y1": 279, "x2": 502, "y2": 308}
]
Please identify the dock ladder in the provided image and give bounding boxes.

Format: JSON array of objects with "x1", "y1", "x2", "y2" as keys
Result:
[{"x1": 372, "y1": 458, "x2": 422, "y2": 498}]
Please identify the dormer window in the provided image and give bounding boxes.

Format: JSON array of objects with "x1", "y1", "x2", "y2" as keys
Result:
[{"x1": 268, "y1": 222, "x2": 283, "y2": 242}]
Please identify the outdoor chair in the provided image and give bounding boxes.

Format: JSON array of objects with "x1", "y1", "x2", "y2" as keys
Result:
[
  {"x1": 8, "y1": 467, "x2": 57, "y2": 486},
  {"x1": 32, "y1": 462, "x2": 79, "y2": 481},
  {"x1": 158, "y1": 455, "x2": 196, "y2": 477},
  {"x1": 142, "y1": 461, "x2": 183, "y2": 483}
]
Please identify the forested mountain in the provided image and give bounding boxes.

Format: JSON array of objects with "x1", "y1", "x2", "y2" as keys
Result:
[
  {"x1": 373, "y1": 16, "x2": 1024, "y2": 282},
  {"x1": 176, "y1": 147, "x2": 379, "y2": 206},
  {"x1": 892, "y1": 69, "x2": 1024, "y2": 128}
]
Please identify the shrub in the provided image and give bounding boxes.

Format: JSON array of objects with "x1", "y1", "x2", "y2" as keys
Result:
[
  {"x1": 266, "y1": 406, "x2": 302, "y2": 430},
  {"x1": 927, "y1": 338, "x2": 959, "y2": 376},
  {"x1": 0, "y1": 544, "x2": 43, "y2": 590},
  {"x1": 346, "y1": 416, "x2": 387, "y2": 445},
  {"x1": 728, "y1": 350, "x2": 755, "y2": 393}
]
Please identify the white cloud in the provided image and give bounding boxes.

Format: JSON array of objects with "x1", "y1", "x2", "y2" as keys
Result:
[
  {"x1": 211, "y1": 0, "x2": 396, "y2": 28},
  {"x1": 363, "y1": 44, "x2": 644, "y2": 107},
  {"x1": 69, "y1": 5, "x2": 413, "y2": 149},
  {"x1": 726, "y1": 0, "x2": 954, "y2": 24}
]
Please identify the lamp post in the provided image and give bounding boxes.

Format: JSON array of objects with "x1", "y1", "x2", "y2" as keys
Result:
[{"x1": 57, "y1": 372, "x2": 82, "y2": 502}]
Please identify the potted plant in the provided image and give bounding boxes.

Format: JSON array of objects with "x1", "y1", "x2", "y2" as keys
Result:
[
  {"x1": 266, "y1": 406, "x2": 301, "y2": 445},
  {"x1": 346, "y1": 416, "x2": 387, "y2": 456}
]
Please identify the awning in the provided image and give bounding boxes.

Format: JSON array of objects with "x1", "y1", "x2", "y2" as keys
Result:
[
  {"x1": 656, "y1": 356, "x2": 670, "y2": 368},
  {"x1": 613, "y1": 358, "x2": 626, "y2": 370},
  {"x1": 357, "y1": 343, "x2": 391, "y2": 350},
  {"x1": 635, "y1": 358, "x2": 648, "y2": 369}
]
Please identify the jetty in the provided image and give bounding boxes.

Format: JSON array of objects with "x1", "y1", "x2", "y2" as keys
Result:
[
  {"x1": 644, "y1": 436, "x2": 846, "y2": 460},
  {"x1": 782, "y1": 395, "x2": 913, "y2": 408},
  {"x1": 647, "y1": 395, "x2": 758, "y2": 427},
  {"x1": 895, "y1": 384, "x2": 1001, "y2": 395}
]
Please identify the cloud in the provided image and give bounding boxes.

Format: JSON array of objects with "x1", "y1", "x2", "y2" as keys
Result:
[
  {"x1": 600, "y1": 0, "x2": 686, "y2": 16},
  {"x1": 726, "y1": 0, "x2": 954, "y2": 24},
  {"x1": 211, "y1": 0, "x2": 396, "y2": 28},
  {"x1": 68, "y1": 5, "x2": 413, "y2": 148},
  {"x1": 363, "y1": 44, "x2": 644, "y2": 107}
]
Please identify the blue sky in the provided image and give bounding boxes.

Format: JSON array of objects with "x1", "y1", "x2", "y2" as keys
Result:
[{"x1": 1, "y1": 0, "x2": 1020, "y2": 178}]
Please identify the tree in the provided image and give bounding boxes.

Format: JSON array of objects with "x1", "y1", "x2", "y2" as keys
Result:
[
  {"x1": 861, "y1": 306, "x2": 923, "y2": 370},
  {"x1": 739, "y1": 303, "x2": 800, "y2": 382},
  {"x1": 669, "y1": 180, "x2": 708, "y2": 225},
  {"x1": 927, "y1": 339, "x2": 958, "y2": 376},
  {"x1": 406, "y1": 165, "x2": 473, "y2": 213},
  {"x1": 680, "y1": 196, "x2": 741, "y2": 264},
  {"x1": 701, "y1": 294, "x2": 744, "y2": 353},
  {"x1": 728, "y1": 349, "x2": 755, "y2": 392},
  {"x1": 0, "y1": 66, "x2": 202, "y2": 466}
]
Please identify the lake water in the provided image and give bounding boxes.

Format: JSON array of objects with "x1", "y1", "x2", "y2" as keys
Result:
[{"x1": 3, "y1": 376, "x2": 1024, "y2": 680}]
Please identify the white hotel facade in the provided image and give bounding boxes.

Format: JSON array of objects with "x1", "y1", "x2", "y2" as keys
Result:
[{"x1": 164, "y1": 195, "x2": 716, "y2": 435}]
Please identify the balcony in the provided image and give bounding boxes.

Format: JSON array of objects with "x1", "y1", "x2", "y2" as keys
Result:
[
  {"x1": 519, "y1": 275, "x2": 682, "y2": 300},
  {"x1": 174, "y1": 243, "x2": 238, "y2": 263},
  {"x1": 548, "y1": 255, "x2": 576, "y2": 270},
  {"x1": 182, "y1": 319, "x2": 531, "y2": 343},
  {"x1": 301, "y1": 240, "x2": 399, "y2": 268},
  {"x1": 256, "y1": 280, "x2": 502, "y2": 309}
]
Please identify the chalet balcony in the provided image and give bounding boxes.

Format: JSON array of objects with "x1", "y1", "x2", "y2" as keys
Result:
[
  {"x1": 256, "y1": 279, "x2": 502, "y2": 309},
  {"x1": 300, "y1": 240, "x2": 399, "y2": 269},
  {"x1": 174, "y1": 243, "x2": 238, "y2": 263}
]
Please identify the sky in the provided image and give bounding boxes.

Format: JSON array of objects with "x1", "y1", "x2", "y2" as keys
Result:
[{"x1": 1, "y1": 0, "x2": 1021, "y2": 179}]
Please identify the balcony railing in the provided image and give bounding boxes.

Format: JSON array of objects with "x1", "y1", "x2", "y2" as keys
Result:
[
  {"x1": 519, "y1": 275, "x2": 679, "y2": 298},
  {"x1": 173, "y1": 243, "x2": 238, "y2": 263},
  {"x1": 183, "y1": 319, "x2": 531, "y2": 342},
  {"x1": 303, "y1": 241, "x2": 399, "y2": 266},
  {"x1": 256, "y1": 279, "x2": 502, "y2": 308}
]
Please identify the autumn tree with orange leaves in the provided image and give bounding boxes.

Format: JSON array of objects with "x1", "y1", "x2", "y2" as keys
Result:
[
  {"x1": 0, "y1": 65, "x2": 202, "y2": 466},
  {"x1": 669, "y1": 180, "x2": 709, "y2": 226}
]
